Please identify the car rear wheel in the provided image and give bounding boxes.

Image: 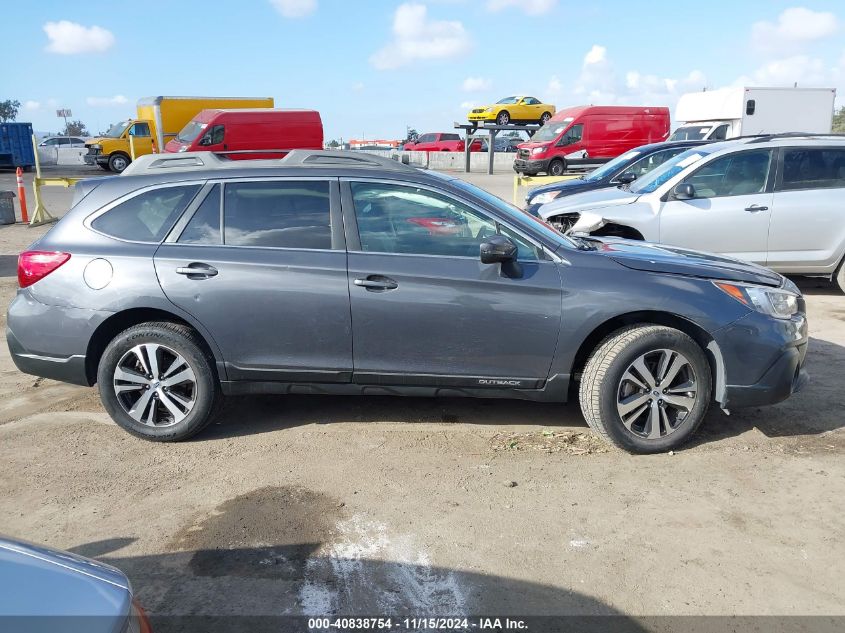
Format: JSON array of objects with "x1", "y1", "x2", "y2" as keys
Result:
[
  {"x1": 496, "y1": 111, "x2": 510, "y2": 126},
  {"x1": 97, "y1": 322, "x2": 222, "y2": 441},
  {"x1": 579, "y1": 325, "x2": 712, "y2": 454},
  {"x1": 540, "y1": 112, "x2": 552, "y2": 124},
  {"x1": 548, "y1": 158, "x2": 566, "y2": 176},
  {"x1": 108, "y1": 153, "x2": 130, "y2": 173}
]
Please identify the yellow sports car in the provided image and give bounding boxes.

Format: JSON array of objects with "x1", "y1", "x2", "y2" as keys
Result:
[{"x1": 467, "y1": 96, "x2": 556, "y2": 126}]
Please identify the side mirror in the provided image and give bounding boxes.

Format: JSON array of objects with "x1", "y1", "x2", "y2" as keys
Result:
[
  {"x1": 617, "y1": 172, "x2": 637, "y2": 184},
  {"x1": 673, "y1": 183, "x2": 696, "y2": 200},
  {"x1": 480, "y1": 235, "x2": 518, "y2": 264}
]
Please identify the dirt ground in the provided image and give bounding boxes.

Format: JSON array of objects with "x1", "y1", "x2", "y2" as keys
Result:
[{"x1": 0, "y1": 168, "x2": 843, "y2": 629}]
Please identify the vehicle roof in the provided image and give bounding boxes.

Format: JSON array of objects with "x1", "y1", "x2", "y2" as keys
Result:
[
  {"x1": 552, "y1": 105, "x2": 670, "y2": 120},
  {"x1": 90, "y1": 151, "x2": 459, "y2": 197},
  {"x1": 199, "y1": 108, "x2": 318, "y2": 115},
  {"x1": 700, "y1": 135, "x2": 845, "y2": 155}
]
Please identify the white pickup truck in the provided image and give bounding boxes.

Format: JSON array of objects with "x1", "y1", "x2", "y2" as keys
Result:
[{"x1": 670, "y1": 86, "x2": 836, "y2": 141}]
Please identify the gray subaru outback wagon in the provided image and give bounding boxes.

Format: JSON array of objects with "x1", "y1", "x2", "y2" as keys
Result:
[{"x1": 6, "y1": 151, "x2": 808, "y2": 453}]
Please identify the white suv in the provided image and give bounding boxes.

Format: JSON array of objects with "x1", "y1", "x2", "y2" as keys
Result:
[{"x1": 539, "y1": 135, "x2": 845, "y2": 291}]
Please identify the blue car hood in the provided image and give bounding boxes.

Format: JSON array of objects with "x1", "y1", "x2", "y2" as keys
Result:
[
  {"x1": 585, "y1": 237, "x2": 783, "y2": 287},
  {"x1": 0, "y1": 536, "x2": 130, "y2": 618}
]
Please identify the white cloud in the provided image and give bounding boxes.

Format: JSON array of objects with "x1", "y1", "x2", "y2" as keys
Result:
[
  {"x1": 462, "y1": 76, "x2": 491, "y2": 92},
  {"x1": 752, "y1": 7, "x2": 838, "y2": 53},
  {"x1": 747, "y1": 55, "x2": 828, "y2": 85},
  {"x1": 583, "y1": 44, "x2": 606, "y2": 65},
  {"x1": 370, "y1": 3, "x2": 471, "y2": 70},
  {"x1": 43, "y1": 21, "x2": 114, "y2": 54},
  {"x1": 23, "y1": 100, "x2": 41, "y2": 111},
  {"x1": 544, "y1": 44, "x2": 708, "y2": 110},
  {"x1": 352, "y1": 81, "x2": 365, "y2": 92},
  {"x1": 269, "y1": 0, "x2": 317, "y2": 18},
  {"x1": 460, "y1": 101, "x2": 478, "y2": 109},
  {"x1": 86, "y1": 95, "x2": 129, "y2": 107},
  {"x1": 487, "y1": 0, "x2": 556, "y2": 15}
]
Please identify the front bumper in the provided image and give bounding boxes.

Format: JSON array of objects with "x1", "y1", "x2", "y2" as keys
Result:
[
  {"x1": 714, "y1": 308, "x2": 809, "y2": 409},
  {"x1": 83, "y1": 153, "x2": 109, "y2": 166},
  {"x1": 513, "y1": 157, "x2": 550, "y2": 174}
]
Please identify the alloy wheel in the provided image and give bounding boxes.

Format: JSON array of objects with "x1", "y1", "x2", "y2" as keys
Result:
[
  {"x1": 113, "y1": 343, "x2": 197, "y2": 427},
  {"x1": 615, "y1": 348, "x2": 698, "y2": 440}
]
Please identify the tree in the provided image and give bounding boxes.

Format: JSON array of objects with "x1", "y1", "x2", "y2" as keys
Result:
[
  {"x1": 327, "y1": 139, "x2": 340, "y2": 149},
  {"x1": 63, "y1": 120, "x2": 89, "y2": 136},
  {"x1": 403, "y1": 128, "x2": 419, "y2": 144},
  {"x1": 0, "y1": 99, "x2": 20, "y2": 123},
  {"x1": 833, "y1": 106, "x2": 845, "y2": 134}
]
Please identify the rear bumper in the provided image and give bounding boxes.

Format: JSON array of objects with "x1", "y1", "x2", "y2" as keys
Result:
[
  {"x1": 6, "y1": 291, "x2": 99, "y2": 387},
  {"x1": 715, "y1": 310, "x2": 809, "y2": 409}
]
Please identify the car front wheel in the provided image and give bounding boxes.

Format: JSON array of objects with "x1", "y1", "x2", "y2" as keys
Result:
[
  {"x1": 496, "y1": 111, "x2": 510, "y2": 125},
  {"x1": 835, "y1": 258, "x2": 845, "y2": 294},
  {"x1": 579, "y1": 325, "x2": 712, "y2": 453},
  {"x1": 97, "y1": 322, "x2": 223, "y2": 441}
]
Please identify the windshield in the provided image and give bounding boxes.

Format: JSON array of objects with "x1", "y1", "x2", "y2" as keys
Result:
[
  {"x1": 628, "y1": 146, "x2": 716, "y2": 194},
  {"x1": 496, "y1": 96, "x2": 520, "y2": 105},
  {"x1": 177, "y1": 121, "x2": 208, "y2": 143},
  {"x1": 104, "y1": 121, "x2": 130, "y2": 138},
  {"x1": 449, "y1": 178, "x2": 576, "y2": 248},
  {"x1": 584, "y1": 150, "x2": 642, "y2": 181},
  {"x1": 669, "y1": 125, "x2": 712, "y2": 141},
  {"x1": 531, "y1": 120, "x2": 571, "y2": 143}
]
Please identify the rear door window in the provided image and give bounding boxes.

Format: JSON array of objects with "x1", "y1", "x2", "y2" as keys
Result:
[
  {"x1": 92, "y1": 185, "x2": 201, "y2": 242},
  {"x1": 779, "y1": 148, "x2": 845, "y2": 191},
  {"x1": 223, "y1": 180, "x2": 332, "y2": 249},
  {"x1": 179, "y1": 185, "x2": 222, "y2": 244}
]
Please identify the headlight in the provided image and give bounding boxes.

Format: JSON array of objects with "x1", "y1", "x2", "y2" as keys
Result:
[
  {"x1": 90, "y1": 144, "x2": 102, "y2": 150},
  {"x1": 485, "y1": 107, "x2": 493, "y2": 112},
  {"x1": 531, "y1": 147, "x2": 546, "y2": 155},
  {"x1": 529, "y1": 191, "x2": 561, "y2": 205},
  {"x1": 714, "y1": 282, "x2": 800, "y2": 319},
  {"x1": 178, "y1": 146, "x2": 187, "y2": 152}
]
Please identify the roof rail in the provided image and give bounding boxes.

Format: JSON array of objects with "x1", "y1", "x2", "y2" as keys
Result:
[
  {"x1": 745, "y1": 132, "x2": 845, "y2": 144},
  {"x1": 280, "y1": 149, "x2": 418, "y2": 170},
  {"x1": 119, "y1": 149, "x2": 417, "y2": 177}
]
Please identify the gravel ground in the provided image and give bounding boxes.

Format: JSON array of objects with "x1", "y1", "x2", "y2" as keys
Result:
[{"x1": 0, "y1": 167, "x2": 842, "y2": 630}]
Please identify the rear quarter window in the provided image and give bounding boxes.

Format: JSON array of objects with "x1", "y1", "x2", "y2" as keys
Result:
[{"x1": 91, "y1": 185, "x2": 201, "y2": 242}]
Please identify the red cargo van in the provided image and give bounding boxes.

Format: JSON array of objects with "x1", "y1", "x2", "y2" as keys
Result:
[
  {"x1": 514, "y1": 105, "x2": 670, "y2": 176},
  {"x1": 165, "y1": 109, "x2": 323, "y2": 158}
]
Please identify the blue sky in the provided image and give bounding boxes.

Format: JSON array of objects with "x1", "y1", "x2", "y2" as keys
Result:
[{"x1": 4, "y1": 1, "x2": 845, "y2": 140}]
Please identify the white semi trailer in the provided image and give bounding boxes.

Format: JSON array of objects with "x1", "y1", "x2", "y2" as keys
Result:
[{"x1": 669, "y1": 86, "x2": 836, "y2": 141}]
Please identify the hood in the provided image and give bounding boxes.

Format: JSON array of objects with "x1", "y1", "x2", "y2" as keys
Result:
[
  {"x1": 539, "y1": 186, "x2": 638, "y2": 219},
  {"x1": 587, "y1": 237, "x2": 783, "y2": 287},
  {"x1": 0, "y1": 536, "x2": 131, "y2": 618},
  {"x1": 528, "y1": 178, "x2": 600, "y2": 202},
  {"x1": 84, "y1": 137, "x2": 110, "y2": 146},
  {"x1": 519, "y1": 141, "x2": 551, "y2": 150}
]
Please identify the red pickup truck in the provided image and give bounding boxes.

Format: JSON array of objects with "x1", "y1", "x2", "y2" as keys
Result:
[{"x1": 404, "y1": 132, "x2": 482, "y2": 152}]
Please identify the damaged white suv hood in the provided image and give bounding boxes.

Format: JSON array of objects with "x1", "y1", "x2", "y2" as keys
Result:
[{"x1": 538, "y1": 186, "x2": 639, "y2": 219}]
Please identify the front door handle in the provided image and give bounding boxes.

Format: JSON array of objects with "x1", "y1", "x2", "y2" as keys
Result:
[
  {"x1": 354, "y1": 275, "x2": 398, "y2": 291},
  {"x1": 176, "y1": 263, "x2": 218, "y2": 278},
  {"x1": 744, "y1": 204, "x2": 769, "y2": 212}
]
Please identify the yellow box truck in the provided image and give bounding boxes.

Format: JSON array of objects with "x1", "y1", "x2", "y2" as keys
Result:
[{"x1": 84, "y1": 96, "x2": 274, "y2": 172}]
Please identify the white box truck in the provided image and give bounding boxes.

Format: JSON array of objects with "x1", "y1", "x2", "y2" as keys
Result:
[{"x1": 669, "y1": 86, "x2": 836, "y2": 141}]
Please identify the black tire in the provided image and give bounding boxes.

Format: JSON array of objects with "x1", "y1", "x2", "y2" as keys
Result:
[
  {"x1": 540, "y1": 112, "x2": 552, "y2": 124},
  {"x1": 548, "y1": 158, "x2": 566, "y2": 176},
  {"x1": 579, "y1": 325, "x2": 712, "y2": 454},
  {"x1": 108, "y1": 152, "x2": 130, "y2": 173},
  {"x1": 96, "y1": 164, "x2": 110, "y2": 171},
  {"x1": 97, "y1": 322, "x2": 223, "y2": 442},
  {"x1": 496, "y1": 111, "x2": 510, "y2": 126},
  {"x1": 836, "y1": 259, "x2": 845, "y2": 294}
]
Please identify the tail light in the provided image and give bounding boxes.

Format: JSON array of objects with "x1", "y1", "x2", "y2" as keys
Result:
[{"x1": 17, "y1": 251, "x2": 71, "y2": 288}]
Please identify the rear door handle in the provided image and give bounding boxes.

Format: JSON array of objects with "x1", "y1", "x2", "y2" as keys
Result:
[
  {"x1": 176, "y1": 263, "x2": 218, "y2": 278},
  {"x1": 354, "y1": 275, "x2": 398, "y2": 291},
  {"x1": 744, "y1": 204, "x2": 769, "y2": 212}
]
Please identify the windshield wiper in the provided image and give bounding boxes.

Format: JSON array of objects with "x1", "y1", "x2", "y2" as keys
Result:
[{"x1": 569, "y1": 235, "x2": 599, "y2": 251}]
